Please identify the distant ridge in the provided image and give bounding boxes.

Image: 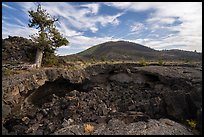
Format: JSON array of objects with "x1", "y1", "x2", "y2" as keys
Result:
[{"x1": 67, "y1": 41, "x2": 202, "y2": 61}]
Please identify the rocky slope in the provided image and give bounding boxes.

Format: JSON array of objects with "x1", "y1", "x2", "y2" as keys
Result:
[
  {"x1": 2, "y1": 36, "x2": 36, "y2": 64},
  {"x1": 2, "y1": 36, "x2": 64, "y2": 68},
  {"x1": 2, "y1": 63, "x2": 202, "y2": 135}
]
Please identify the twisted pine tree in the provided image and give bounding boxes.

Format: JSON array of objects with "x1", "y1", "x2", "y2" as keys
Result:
[{"x1": 28, "y1": 4, "x2": 69, "y2": 68}]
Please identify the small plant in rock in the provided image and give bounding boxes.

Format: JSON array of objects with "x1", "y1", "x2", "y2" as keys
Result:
[
  {"x1": 158, "y1": 59, "x2": 165, "y2": 66},
  {"x1": 84, "y1": 123, "x2": 94, "y2": 134},
  {"x1": 79, "y1": 58, "x2": 86, "y2": 65},
  {"x1": 2, "y1": 68, "x2": 23, "y2": 76},
  {"x1": 2, "y1": 68, "x2": 12, "y2": 76},
  {"x1": 91, "y1": 57, "x2": 96, "y2": 64},
  {"x1": 184, "y1": 59, "x2": 190, "y2": 63},
  {"x1": 101, "y1": 57, "x2": 106, "y2": 62},
  {"x1": 186, "y1": 119, "x2": 197, "y2": 129},
  {"x1": 139, "y1": 58, "x2": 147, "y2": 66},
  {"x1": 68, "y1": 65, "x2": 76, "y2": 71}
]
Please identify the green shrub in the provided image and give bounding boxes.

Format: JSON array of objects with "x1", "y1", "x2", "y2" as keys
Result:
[
  {"x1": 2, "y1": 68, "x2": 21, "y2": 76},
  {"x1": 185, "y1": 59, "x2": 189, "y2": 63},
  {"x1": 186, "y1": 119, "x2": 197, "y2": 129},
  {"x1": 26, "y1": 48, "x2": 36, "y2": 62},
  {"x1": 91, "y1": 57, "x2": 96, "y2": 63},
  {"x1": 2, "y1": 68, "x2": 12, "y2": 76},
  {"x1": 79, "y1": 58, "x2": 86, "y2": 65},
  {"x1": 101, "y1": 57, "x2": 106, "y2": 62},
  {"x1": 158, "y1": 60, "x2": 165, "y2": 66},
  {"x1": 139, "y1": 58, "x2": 147, "y2": 66},
  {"x1": 42, "y1": 52, "x2": 60, "y2": 67}
]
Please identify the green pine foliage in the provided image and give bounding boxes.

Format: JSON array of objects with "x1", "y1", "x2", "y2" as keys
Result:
[{"x1": 28, "y1": 4, "x2": 69, "y2": 67}]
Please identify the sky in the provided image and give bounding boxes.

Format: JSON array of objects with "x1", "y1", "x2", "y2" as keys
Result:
[{"x1": 2, "y1": 2, "x2": 202, "y2": 55}]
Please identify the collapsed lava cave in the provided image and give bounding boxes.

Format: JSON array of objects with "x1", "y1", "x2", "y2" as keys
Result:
[{"x1": 2, "y1": 64, "x2": 202, "y2": 135}]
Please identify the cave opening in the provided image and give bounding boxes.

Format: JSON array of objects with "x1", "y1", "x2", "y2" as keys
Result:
[{"x1": 26, "y1": 78, "x2": 89, "y2": 107}]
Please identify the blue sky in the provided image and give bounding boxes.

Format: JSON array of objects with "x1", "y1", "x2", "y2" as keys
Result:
[{"x1": 2, "y1": 2, "x2": 202, "y2": 55}]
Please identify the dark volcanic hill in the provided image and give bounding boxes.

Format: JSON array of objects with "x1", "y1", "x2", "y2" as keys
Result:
[
  {"x1": 67, "y1": 41, "x2": 202, "y2": 61},
  {"x1": 78, "y1": 41, "x2": 158, "y2": 60}
]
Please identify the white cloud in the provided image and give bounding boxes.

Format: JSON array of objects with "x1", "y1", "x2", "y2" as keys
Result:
[
  {"x1": 2, "y1": 3, "x2": 17, "y2": 10},
  {"x1": 146, "y1": 17, "x2": 176, "y2": 25},
  {"x1": 131, "y1": 35, "x2": 202, "y2": 52},
  {"x1": 104, "y1": 2, "x2": 156, "y2": 11},
  {"x1": 35, "y1": 2, "x2": 123, "y2": 33},
  {"x1": 105, "y1": 2, "x2": 131, "y2": 9},
  {"x1": 3, "y1": 2, "x2": 123, "y2": 43},
  {"x1": 130, "y1": 22, "x2": 145, "y2": 34},
  {"x1": 2, "y1": 21, "x2": 38, "y2": 39},
  {"x1": 81, "y1": 3, "x2": 100, "y2": 14},
  {"x1": 56, "y1": 21, "x2": 83, "y2": 37},
  {"x1": 106, "y1": 2, "x2": 202, "y2": 52},
  {"x1": 14, "y1": 17, "x2": 26, "y2": 26},
  {"x1": 96, "y1": 12, "x2": 124, "y2": 27},
  {"x1": 17, "y1": 2, "x2": 37, "y2": 12},
  {"x1": 60, "y1": 35, "x2": 117, "y2": 50}
]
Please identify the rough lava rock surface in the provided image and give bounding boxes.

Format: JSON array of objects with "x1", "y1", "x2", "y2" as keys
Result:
[
  {"x1": 2, "y1": 63, "x2": 202, "y2": 135},
  {"x1": 54, "y1": 118, "x2": 193, "y2": 135}
]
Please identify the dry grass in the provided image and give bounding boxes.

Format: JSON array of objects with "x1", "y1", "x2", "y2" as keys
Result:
[
  {"x1": 64, "y1": 60, "x2": 202, "y2": 72},
  {"x1": 83, "y1": 123, "x2": 94, "y2": 134},
  {"x1": 3, "y1": 60, "x2": 201, "y2": 77}
]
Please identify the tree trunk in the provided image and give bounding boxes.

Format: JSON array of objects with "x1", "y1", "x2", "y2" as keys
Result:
[{"x1": 35, "y1": 49, "x2": 44, "y2": 68}]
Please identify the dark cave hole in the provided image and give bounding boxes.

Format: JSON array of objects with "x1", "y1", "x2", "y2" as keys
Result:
[
  {"x1": 142, "y1": 72, "x2": 160, "y2": 82},
  {"x1": 27, "y1": 77, "x2": 92, "y2": 107}
]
